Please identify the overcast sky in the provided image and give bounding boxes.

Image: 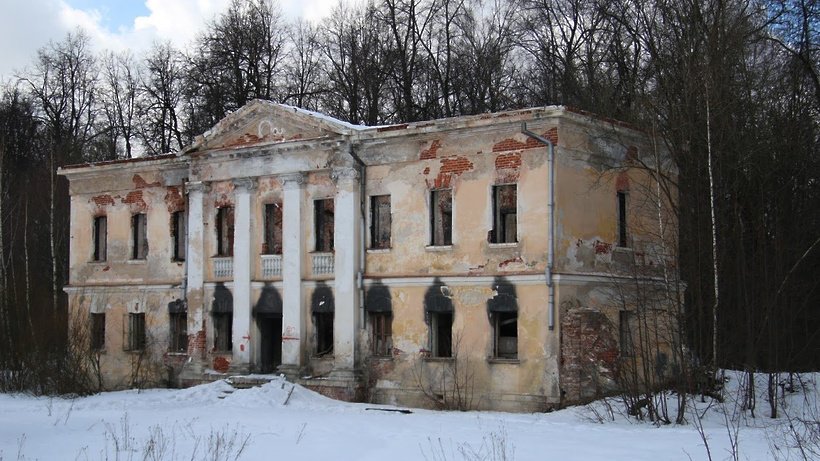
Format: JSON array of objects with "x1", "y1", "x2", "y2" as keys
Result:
[{"x1": 0, "y1": 0, "x2": 338, "y2": 83}]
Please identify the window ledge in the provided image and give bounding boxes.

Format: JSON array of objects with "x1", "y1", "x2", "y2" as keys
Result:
[
  {"x1": 368, "y1": 355, "x2": 394, "y2": 361},
  {"x1": 422, "y1": 356, "x2": 455, "y2": 363},
  {"x1": 88, "y1": 260, "x2": 108, "y2": 265},
  {"x1": 487, "y1": 357, "x2": 520, "y2": 364},
  {"x1": 166, "y1": 352, "x2": 187, "y2": 356},
  {"x1": 126, "y1": 259, "x2": 147, "y2": 264},
  {"x1": 425, "y1": 245, "x2": 453, "y2": 252},
  {"x1": 488, "y1": 242, "x2": 519, "y2": 249},
  {"x1": 367, "y1": 248, "x2": 391, "y2": 254}
]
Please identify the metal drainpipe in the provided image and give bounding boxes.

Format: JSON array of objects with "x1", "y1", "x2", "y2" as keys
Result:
[
  {"x1": 345, "y1": 141, "x2": 367, "y2": 327},
  {"x1": 521, "y1": 123, "x2": 555, "y2": 330}
]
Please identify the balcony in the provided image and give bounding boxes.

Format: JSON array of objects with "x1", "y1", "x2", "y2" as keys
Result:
[
  {"x1": 261, "y1": 254, "x2": 282, "y2": 278},
  {"x1": 311, "y1": 253, "x2": 334, "y2": 276},
  {"x1": 213, "y1": 257, "x2": 233, "y2": 279}
]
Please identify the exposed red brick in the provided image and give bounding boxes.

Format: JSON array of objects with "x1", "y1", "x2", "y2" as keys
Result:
[
  {"x1": 422, "y1": 166, "x2": 430, "y2": 175},
  {"x1": 212, "y1": 356, "x2": 230, "y2": 373},
  {"x1": 188, "y1": 328, "x2": 207, "y2": 358},
  {"x1": 594, "y1": 240, "x2": 612, "y2": 255},
  {"x1": 493, "y1": 128, "x2": 558, "y2": 152},
  {"x1": 214, "y1": 194, "x2": 233, "y2": 208},
  {"x1": 625, "y1": 145, "x2": 638, "y2": 163},
  {"x1": 616, "y1": 172, "x2": 630, "y2": 192},
  {"x1": 560, "y1": 308, "x2": 620, "y2": 404},
  {"x1": 91, "y1": 194, "x2": 115, "y2": 206},
  {"x1": 420, "y1": 139, "x2": 442, "y2": 160},
  {"x1": 133, "y1": 174, "x2": 161, "y2": 189},
  {"x1": 164, "y1": 186, "x2": 185, "y2": 212},
  {"x1": 495, "y1": 152, "x2": 522, "y2": 170},
  {"x1": 498, "y1": 257, "x2": 523, "y2": 268},
  {"x1": 439, "y1": 156, "x2": 473, "y2": 175},
  {"x1": 429, "y1": 173, "x2": 453, "y2": 189},
  {"x1": 122, "y1": 190, "x2": 147, "y2": 211}
]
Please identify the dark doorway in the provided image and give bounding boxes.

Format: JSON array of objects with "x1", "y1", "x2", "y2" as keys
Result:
[{"x1": 258, "y1": 314, "x2": 282, "y2": 373}]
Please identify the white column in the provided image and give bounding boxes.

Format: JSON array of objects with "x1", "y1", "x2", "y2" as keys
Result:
[
  {"x1": 280, "y1": 173, "x2": 305, "y2": 370},
  {"x1": 332, "y1": 167, "x2": 361, "y2": 371},
  {"x1": 185, "y1": 181, "x2": 208, "y2": 363},
  {"x1": 231, "y1": 177, "x2": 255, "y2": 366}
]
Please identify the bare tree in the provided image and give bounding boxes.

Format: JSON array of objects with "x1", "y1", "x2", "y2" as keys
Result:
[
  {"x1": 100, "y1": 51, "x2": 140, "y2": 158},
  {"x1": 283, "y1": 19, "x2": 325, "y2": 109},
  {"x1": 139, "y1": 42, "x2": 185, "y2": 155}
]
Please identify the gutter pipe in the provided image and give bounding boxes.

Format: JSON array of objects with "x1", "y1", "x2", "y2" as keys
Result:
[
  {"x1": 521, "y1": 123, "x2": 555, "y2": 330},
  {"x1": 344, "y1": 140, "x2": 367, "y2": 326}
]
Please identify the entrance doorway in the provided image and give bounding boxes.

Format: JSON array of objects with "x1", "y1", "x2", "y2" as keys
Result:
[{"x1": 257, "y1": 314, "x2": 282, "y2": 373}]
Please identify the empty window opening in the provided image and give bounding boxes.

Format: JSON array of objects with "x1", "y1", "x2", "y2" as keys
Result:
[
  {"x1": 90, "y1": 312, "x2": 105, "y2": 351},
  {"x1": 263, "y1": 203, "x2": 283, "y2": 254},
  {"x1": 314, "y1": 311, "x2": 334, "y2": 356},
  {"x1": 370, "y1": 312, "x2": 393, "y2": 357},
  {"x1": 169, "y1": 311, "x2": 187, "y2": 353},
  {"x1": 171, "y1": 210, "x2": 186, "y2": 261},
  {"x1": 430, "y1": 189, "x2": 452, "y2": 246},
  {"x1": 493, "y1": 312, "x2": 518, "y2": 359},
  {"x1": 216, "y1": 206, "x2": 235, "y2": 257},
  {"x1": 491, "y1": 185, "x2": 517, "y2": 244},
  {"x1": 131, "y1": 213, "x2": 148, "y2": 260},
  {"x1": 314, "y1": 199, "x2": 334, "y2": 252},
  {"x1": 124, "y1": 312, "x2": 146, "y2": 351},
  {"x1": 620, "y1": 310, "x2": 635, "y2": 357},
  {"x1": 369, "y1": 195, "x2": 391, "y2": 249},
  {"x1": 93, "y1": 216, "x2": 107, "y2": 261},
  {"x1": 430, "y1": 312, "x2": 453, "y2": 358},
  {"x1": 213, "y1": 312, "x2": 233, "y2": 352},
  {"x1": 617, "y1": 191, "x2": 628, "y2": 247}
]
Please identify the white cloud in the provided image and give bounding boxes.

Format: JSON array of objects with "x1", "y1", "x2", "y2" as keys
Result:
[{"x1": 0, "y1": 0, "x2": 339, "y2": 84}]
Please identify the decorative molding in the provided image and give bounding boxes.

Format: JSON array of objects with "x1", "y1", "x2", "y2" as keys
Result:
[
  {"x1": 279, "y1": 172, "x2": 306, "y2": 189},
  {"x1": 331, "y1": 167, "x2": 360, "y2": 186},
  {"x1": 186, "y1": 181, "x2": 210, "y2": 194},
  {"x1": 232, "y1": 177, "x2": 257, "y2": 192}
]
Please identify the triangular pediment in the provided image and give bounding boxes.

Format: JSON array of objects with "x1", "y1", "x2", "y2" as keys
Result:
[{"x1": 184, "y1": 100, "x2": 360, "y2": 153}]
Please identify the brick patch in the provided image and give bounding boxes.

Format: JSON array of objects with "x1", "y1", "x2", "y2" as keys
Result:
[
  {"x1": 561, "y1": 308, "x2": 619, "y2": 405},
  {"x1": 420, "y1": 139, "x2": 442, "y2": 160}
]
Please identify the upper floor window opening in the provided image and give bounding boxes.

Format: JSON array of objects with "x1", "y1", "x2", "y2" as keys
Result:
[
  {"x1": 92, "y1": 216, "x2": 107, "y2": 262},
  {"x1": 314, "y1": 198, "x2": 334, "y2": 252},
  {"x1": 430, "y1": 189, "x2": 452, "y2": 247},
  {"x1": 369, "y1": 195, "x2": 391, "y2": 250},
  {"x1": 131, "y1": 213, "x2": 148, "y2": 260},
  {"x1": 263, "y1": 203, "x2": 283, "y2": 255},
  {"x1": 171, "y1": 210, "x2": 186, "y2": 261},
  {"x1": 617, "y1": 191, "x2": 628, "y2": 248},
  {"x1": 216, "y1": 206, "x2": 235, "y2": 257},
  {"x1": 491, "y1": 184, "x2": 517, "y2": 244}
]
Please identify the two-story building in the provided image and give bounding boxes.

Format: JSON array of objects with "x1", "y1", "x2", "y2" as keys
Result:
[{"x1": 61, "y1": 101, "x2": 677, "y2": 412}]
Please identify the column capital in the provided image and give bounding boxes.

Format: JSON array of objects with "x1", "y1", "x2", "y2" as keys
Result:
[
  {"x1": 331, "y1": 167, "x2": 360, "y2": 188},
  {"x1": 279, "y1": 172, "x2": 306, "y2": 189},
  {"x1": 185, "y1": 181, "x2": 210, "y2": 194},
  {"x1": 232, "y1": 177, "x2": 257, "y2": 192}
]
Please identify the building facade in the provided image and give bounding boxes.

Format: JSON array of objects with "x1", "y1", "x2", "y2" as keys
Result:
[{"x1": 61, "y1": 101, "x2": 677, "y2": 412}]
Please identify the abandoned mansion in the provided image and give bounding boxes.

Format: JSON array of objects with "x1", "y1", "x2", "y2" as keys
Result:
[{"x1": 60, "y1": 101, "x2": 677, "y2": 412}]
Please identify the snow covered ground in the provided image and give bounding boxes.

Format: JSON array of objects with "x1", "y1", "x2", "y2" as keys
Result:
[{"x1": 0, "y1": 372, "x2": 815, "y2": 460}]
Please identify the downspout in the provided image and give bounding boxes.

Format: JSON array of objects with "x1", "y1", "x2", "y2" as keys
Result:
[
  {"x1": 345, "y1": 140, "x2": 367, "y2": 327},
  {"x1": 521, "y1": 123, "x2": 555, "y2": 330}
]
